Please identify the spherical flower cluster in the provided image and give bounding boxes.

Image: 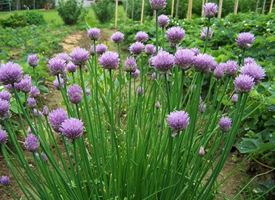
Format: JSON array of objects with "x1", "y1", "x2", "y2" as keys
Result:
[
  {"x1": 193, "y1": 54, "x2": 217, "y2": 72},
  {"x1": 55, "y1": 53, "x2": 71, "y2": 64},
  {"x1": 0, "y1": 129, "x2": 8, "y2": 144},
  {"x1": 244, "y1": 57, "x2": 256, "y2": 65},
  {"x1": 0, "y1": 62, "x2": 23, "y2": 85},
  {"x1": 145, "y1": 44, "x2": 156, "y2": 55},
  {"x1": 236, "y1": 32, "x2": 255, "y2": 49},
  {"x1": 99, "y1": 51, "x2": 120, "y2": 70},
  {"x1": 96, "y1": 44, "x2": 108, "y2": 55},
  {"x1": 66, "y1": 62, "x2": 77, "y2": 73},
  {"x1": 129, "y1": 42, "x2": 145, "y2": 55},
  {"x1": 175, "y1": 48, "x2": 195, "y2": 69},
  {"x1": 231, "y1": 94, "x2": 238, "y2": 103},
  {"x1": 214, "y1": 63, "x2": 225, "y2": 79},
  {"x1": 48, "y1": 57, "x2": 66, "y2": 76},
  {"x1": 60, "y1": 118, "x2": 84, "y2": 140},
  {"x1": 49, "y1": 108, "x2": 68, "y2": 132},
  {"x1": 68, "y1": 84, "x2": 83, "y2": 104},
  {"x1": 219, "y1": 116, "x2": 232, "y2": 132},
  {"x1": 0, "y1": 176, "x2": 10, "y2": 186},
  {"x1": 70, "y1": 47, "x2": 90, "y2": 66},
  {"x1": 234, "y1": 74, "x2": 255, "y2": 93},
  {"x1": 124, "y1": 57, "x2": 137, "y2": 73},
  {"x1": 203, "y1": 3, "x2": 218, "y2": 18},
  {"x1": 0, "y1": 99, "x2": 10, "y2": 118},
  {"x1": 200, "y1": 27, "x2": 213, "y2": 40},
  {"x1": 24, "y1": 133, "x2": 39, "y2": 152},
  {"x1": 111, "y1": 31, "x2": 124, "y2": 43},
  {"x1": 240, "y1": 63, "x2": 265, "y2": 83},
  {"x1": 158, "y1": 14, "x2": 169, "y2": 28},
  {"x1": 0, "y1": 90, "x2": 11, "y2": 102},
  {"x1": 149, "y1": 0, "x2": 166, "y2": 10},
  {"x1": 167, "y1": 110, "x2": 190, "y2": 134},
  {"x1": 87, "y1": 28, "x2": 101, "y2": 40},
  {"x1": 131, "y1": 69, "x2": 140, "y2": 79},
  {"x1": 152, "y1": 51, "x2": 175, "y2": 72},
  {"x1": 166, "y1": 27, "x2": 185, "y2": 45},
  {"x1": 42, "y1": 106, "x2": 49, "y2": 116},
  {"x1": 27, "y1": 54, "x2": 39, "y2": 67},
  {"x1": 29, "y1": 86, "x2": 40, "y2": 98},
  {"x1": 224, "y1": 60, "x2": 238, "y2": 75},
  {"x1": 15, "y1": 75, "x2": 32, "y2": 93},
  {"x1": 135, "y1": 31, "x2": 149, "y2": 43},
  {"x1": 53, "y1": 76, "x2": 64, "y2": 90},
  {"x1": 27, "y1": 97, "x2": 36, "y2": 108}
]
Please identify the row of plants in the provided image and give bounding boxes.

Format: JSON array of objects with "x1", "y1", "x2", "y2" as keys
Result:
[{"x1": 0, "y1": 1, "x2": 272, "y2": 199}]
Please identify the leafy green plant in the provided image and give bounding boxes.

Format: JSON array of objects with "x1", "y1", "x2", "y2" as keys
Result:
[
  {"x1": 57, "y1": 0, "x2": 83, "y2": 25},
  {"x1": 93, "y1": 0, "x2": 114, "y2": 23}
]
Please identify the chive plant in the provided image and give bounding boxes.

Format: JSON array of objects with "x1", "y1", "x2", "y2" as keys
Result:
[{"x1": 0, "y1": 1, "x2": 266, "y2": 199}]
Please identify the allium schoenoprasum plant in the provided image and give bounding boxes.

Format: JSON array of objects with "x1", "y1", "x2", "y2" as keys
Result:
[{"x1": 0, "y1": 1, "x2": 267, "y2": 199}]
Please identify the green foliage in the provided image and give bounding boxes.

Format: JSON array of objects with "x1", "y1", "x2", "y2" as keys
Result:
[
  {"x1": 57, "y1": 0, "x2": 83, "y2": 25},
  {"x1": 93, "y1": 0, "x2": 115, "y2": 23},
  {"x1": 0, "y1": 11, "x2": 46, "y2": 28}
]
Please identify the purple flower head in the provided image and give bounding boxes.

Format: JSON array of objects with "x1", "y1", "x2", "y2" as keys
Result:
[
  {"x1": 152, "y1": 51, "x2": 175, "y2": 72},
  {"x1": 236, "y1": 32, "x2": 255, "y2": 49},
  {"x1": 224, "y1": 60, "x2": 238, "y2": 75},
  {"x1": 56, "y1": 53, "x2": 71, "y2": 63},
  {"x1": 0, "y1": 176, "x2": 10, "y2": 186},
  {"x1": 24, "y1": 133, "x2": 39, "y2": 152},
  {"x1": 234, "y1": 74, "x2": 255, "y2": 93},
  {"x1": 191, "y1": 48, "x2": 200, "y2": 56},
  {"x1": 0, "y1": 90, "x2": 11, "y2": 102},
  {"x1": 155, "y1": 101, "x2": 161, "y2": 109},
  {"x1": 111, "y1": 31, "x2": 124, "y2": 43},
  {"x1": 129, "y1": 42, "x2": 145, "y2": 55},
  {"x1": 29, "y1": 86, "x2": 40, "y2": 98},
  {"x1": 231, "y1": 94, "x2": 238, "y2": 103},
  {"x1": 66, "y1": 62, "x2": 77, "y2": 73},
  {"x1": 135, "y1": 31, "x2": 149, "y2": 43},
  {"x1": 0, "y1": 62, "x2": 23, "y2": 85},
  {"x1": 53, "y1": 76, "x2": 64, "y2": 90},
  {"x1": 244, "y1": 57, "x2": 256, "y2": 65},
  {"x1": 70, "y1": 47, "x2": 90, "y2": 66},
  {"x1": 27, "y1": 54, "x2": 39, "y2": 67},
  {"x1": 124, "y1": 57, "x2": 137, "y2": 73},
  {"x1": 15, "y1": 75, "x2": 32, "y2": 93},
  {"x1": 60, "y1": 118, "x2": 84, "y2": 140},
  {"x1": 96, "y1": 44, "x2": 108, "y2": 55},
  {"x1": 0, "y1": 129, "x2": 8, "y2": 144},
  {"x1": 193, "y1": 53, "x2": 217, "y2": 72},
  {"x1": 166, "y1": 27, "x2": 185, "y2": 46},
  {"x1": 27, "y1": 97, "x2": 36, "y2": 108},
  {"x1": 87, "y1": 28, "x2": 101, "y2": 40},
  {"x1": 167, "y1": 110, "x2": 190, "y2": 134},
  {"x1": 219, "y1": 116, "x2": 232, "y2": 132},
  {"x1": 0, "y1": 99, "x2": 10, "y2": 119},
  {"x1": 200, "y1": 27, "x2": 213, "y2": 40},
  {"x1": 175, "y1": 48, "x2": 195, "y2": 69},
  {"x1": 158, "y1": 14, "x2": 169, "y2": 28},
  {"x1": 99, "y1": 51, "x2": 120, "y2": 70},
  {"x1": 136, "y1": 86, "x2": 144, "y2": 96},
  {"x1": 48, "y1": 57, "x2": 66, "y2": 76},
  {"x1": 145, "y1": 44, "x2": 156, "y2": 55},
  {"x1": 49, "y1": 108, "x2": 68, "y2": 132},
  {"x1": 203, "y1": 3, "x2": 218, "y2": 18},
  {"x1": 149, "y1": 0, "x2": 167, "y2": 10},
  {"x1": 68, "y1": 84, "x2": 83, "y2": 104},
  {"x1": 131, "y1": 69, "x2": 140, "y2": 79},
  {"x1": 198, "y1": 146, "x2": 205, "y2": 156},
  {"x1": 240, "y1": 63, "x2": 265, "y2": 83},
  {"x1": 42, "y1": 106, "x2": 49, "y2": 116},
  {"x1": 214, "y1": 63, "x2": 225, "y2": 79}
]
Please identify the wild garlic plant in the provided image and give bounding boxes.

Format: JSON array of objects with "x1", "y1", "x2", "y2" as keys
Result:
[{"x1": 0, "y1": 1, "x2": 266, "y2": 199}]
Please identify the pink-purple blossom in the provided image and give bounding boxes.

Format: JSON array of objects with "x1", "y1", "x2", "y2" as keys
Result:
[
  {"x1": 167, "y1": 110, "x2": 190, "y2": 134},
  {"x1": 175, "y1": 48, "x2": 195, "y2": 69},
  {"x1": 145, "y1": 44, "x2": 156, "y2": 55},
  {"x1": 87, "y1": 28, "x2": 101, "y2": 40},
  {"x1": 234, "y1": 74, "x2": 255, "y2": 93},
  {"x1": 60, "y1": 118, "x2": 84, "y2": 140},
  {"x1": 129, "y1": 42, "x2": 145, "y2": 55},
  {"x1": 24, "y1": 134, "x2": 39, "y2": 152},
  {"x1": 0, "y1": 129, "x2": 8, "y2": 144},
  {"x1": 124, "y1": 57, "x2": 137, "y2": 73},
  {"x1": 99, "y1": 51, "x2": 120, "y2": 70},
  {"x1": 203, "y1": 3, "x2": 218, "y2": 18},
  {"x1": 240, "y1": 63, "x2": 265, "y2": 82},
  {"x1": 158, "y1": 14, "x2": 169, "y2": 28},
  {"x1": 48, "y1": 57, "x2": 66, "y2": 76},
  {"x1": 219, "y1": 116, "x2": 232, "y2": 132},
  {"x1": 236, "y1": 32, "x2": 255, "y2": 49},
  {"x1": 0, "y1": 62, "x2": 23, "y2": 85},
  {"x1": 152, "y1": 51, "x2": 175, "y2": 71},
  {"x1": 96, "y1": 44, "x2": 108, "y2": 55},
  {"x1": 166, "y1": 26, "x2": 185, "y2": 45},
  {"x1": 111, "y1": 31, "x2": 124, "y2": 43},
  {"x1": 49, "y1": 108, "x2": 68, "y2": 132},
  {"x1": 149, "y1": 0, "x2": 167, "y2": 10},
  {"x1": 27, "y1": 54, "x2": 39, "y2": 67},
  {"x1": 0, "y1": 90, "x2": 11, "y2": 102},
  {"x1": 193, "y1": 54, "x2": 217, "y2": 72},
  {"x1": 67, "y1": 84, "x2": 83, "y2": 104},
  {"x1": 70, "y1": 47, "x2": 90, "y2": 66},
  {"x1": 135, "y1": 31, "x2": 149, "y2": 43}
]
